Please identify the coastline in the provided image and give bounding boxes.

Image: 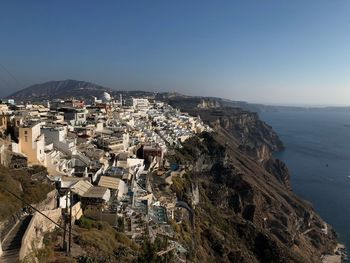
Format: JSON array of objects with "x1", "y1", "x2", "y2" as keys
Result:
[
  {"x1": 322, "y1": 243, "x2": 347, "y2": 263},
  {"x1": 260, "y1": 110, "x2": 350, "y2": 263}
]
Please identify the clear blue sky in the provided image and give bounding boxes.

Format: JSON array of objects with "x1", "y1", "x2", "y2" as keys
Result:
[{"x1": 1, "y1": 1, "x2": 350, "y2": 105}]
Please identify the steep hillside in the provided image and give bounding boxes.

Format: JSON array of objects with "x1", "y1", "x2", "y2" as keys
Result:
[
  {"x1": 162, "y1": 100, "x2": 338, "y2": 262},
  {"x1": 171, "y1": 131, "x2": 337, "y2": 263}
]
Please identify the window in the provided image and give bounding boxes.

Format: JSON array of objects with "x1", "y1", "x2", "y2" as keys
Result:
[
  {"x1": 24, "y1": 136, "x2": 28, "y2": 142},
  {"x1": 24, "y1": 130, "x2": 28, "y2": 135}
]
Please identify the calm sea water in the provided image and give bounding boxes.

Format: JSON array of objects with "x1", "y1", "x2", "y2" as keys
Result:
[{"x1": 260, "y1": 109, "x2": 350, "y2": 260}]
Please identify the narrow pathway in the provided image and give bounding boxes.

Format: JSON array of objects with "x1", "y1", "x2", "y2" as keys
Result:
[{"x1": 1, "y1": 215, "x2": 32, "y2": 263}]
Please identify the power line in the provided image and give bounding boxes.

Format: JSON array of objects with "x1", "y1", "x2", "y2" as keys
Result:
[
  {"x1": 0, "y1": 184, "x2": 64, "y2": 230},
  {"x1": 0, "y1": 184, "x2": 78, "y2": 256},
  {"x1": 0, "y1": 63, "x2": 24, "y2": 89}
]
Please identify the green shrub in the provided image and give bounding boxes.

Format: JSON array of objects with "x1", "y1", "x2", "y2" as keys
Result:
[{"x1": 76, "y1": 216, "x2": 94, "y2": 230}]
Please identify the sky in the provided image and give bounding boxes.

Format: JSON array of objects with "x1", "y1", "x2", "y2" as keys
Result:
[{"x1": 1, "y1": 1, "x2": 350, "y2": 106}]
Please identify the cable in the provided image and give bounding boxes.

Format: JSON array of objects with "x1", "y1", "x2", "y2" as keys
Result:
[
  {"x1": 0, "y1": 63, "x2": 24, "y2": 89},
  {"x1": 0, "y1": 183, "x2": 64, "y2": 230}
]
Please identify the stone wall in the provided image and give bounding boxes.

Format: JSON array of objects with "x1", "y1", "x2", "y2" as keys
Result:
[
  {"x1": 0, "y1": 190, "x2": 57, "y2": 259},
  {"x1": 32, "y1": 189, "x2": 58, "y2": 211},
  {"x1": 19, "y1": 208, "x2": 62, "y2": 261}
]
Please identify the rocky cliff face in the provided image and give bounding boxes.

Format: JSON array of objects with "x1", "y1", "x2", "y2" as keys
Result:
[
  {"x1": 167, "y1": 104, "x2": 338, "y2": 263},
  {"x1": 165, "y1": 97, "x2": 283, "y2": 161},
  {"x1": 173, "y1": 132, "x2": 337, "y2": 263},
  {"x1": 264, "y1": 158, "x2": 292, "y2": 190},
  {"x1": 208, "y1": 108, "x2": 284, "y2": 161}
]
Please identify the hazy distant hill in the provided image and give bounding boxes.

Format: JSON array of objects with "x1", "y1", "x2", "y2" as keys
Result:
[
  {"x1": 2, "y1": 78, "x2": 307, "y2": 112},
  {"x1": 9, "y1": 79, "x2": 350, "y2": 114},
  {"x1": 7, "y1": 79, "x2": 112, "y2": 101},
  {"x1": 5, "y1": 79, "x2": 287, "y2": 113},
  {"x1": 7, "y1": 79, "x2": 161, "y2": 102}
]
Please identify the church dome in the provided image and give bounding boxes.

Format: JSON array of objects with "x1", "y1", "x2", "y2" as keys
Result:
[{"x1": 102, "y1": 91, "x2": 111, "y2": 102}]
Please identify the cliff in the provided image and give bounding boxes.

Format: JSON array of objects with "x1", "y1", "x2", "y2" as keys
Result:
[
  {"x1": 171, "y1": 132, "x2": 337, "y2": 263},
  {"x1": 163, "y1": 100, "x2": 338, "y2": 262}
]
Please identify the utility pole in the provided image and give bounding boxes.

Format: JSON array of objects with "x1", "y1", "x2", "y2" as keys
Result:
[
  {"x1": 63, "y1": 191, "x2": 68, "y2": 254},
  {"x1": 68, "y1": 190, "x2": 73, "y2": 255}
]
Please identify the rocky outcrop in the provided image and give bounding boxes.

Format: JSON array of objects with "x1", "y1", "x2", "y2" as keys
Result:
[{"x1": 264, "y1": 158, "x2": 291, "y2": 190}]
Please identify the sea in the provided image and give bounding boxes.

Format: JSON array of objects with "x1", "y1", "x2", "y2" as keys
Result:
[{"x1": 260, "y1": 108, "x2": 350, "y2": 261}]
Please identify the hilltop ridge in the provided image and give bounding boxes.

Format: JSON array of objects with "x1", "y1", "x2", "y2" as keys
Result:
[{"x1": 7, "y1": 80, "x2": 110, "y2": 101}]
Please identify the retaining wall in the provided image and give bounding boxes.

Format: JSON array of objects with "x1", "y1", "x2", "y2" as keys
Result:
[
  {"x1": 19, "y1": 208, "x2": 62, "y2": 261},
  {"x1": 32, "y1": 189, "x2": 58, "y2": 211}
]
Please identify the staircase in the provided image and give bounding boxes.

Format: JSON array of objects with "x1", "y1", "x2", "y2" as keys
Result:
[{"x1": 1, "y1": 215, "x2": 32, "y2": 263}]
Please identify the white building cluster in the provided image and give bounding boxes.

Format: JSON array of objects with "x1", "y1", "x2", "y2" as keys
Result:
[{"x1": 0, "y1": 93, "x2": 211, "y2": 254}]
